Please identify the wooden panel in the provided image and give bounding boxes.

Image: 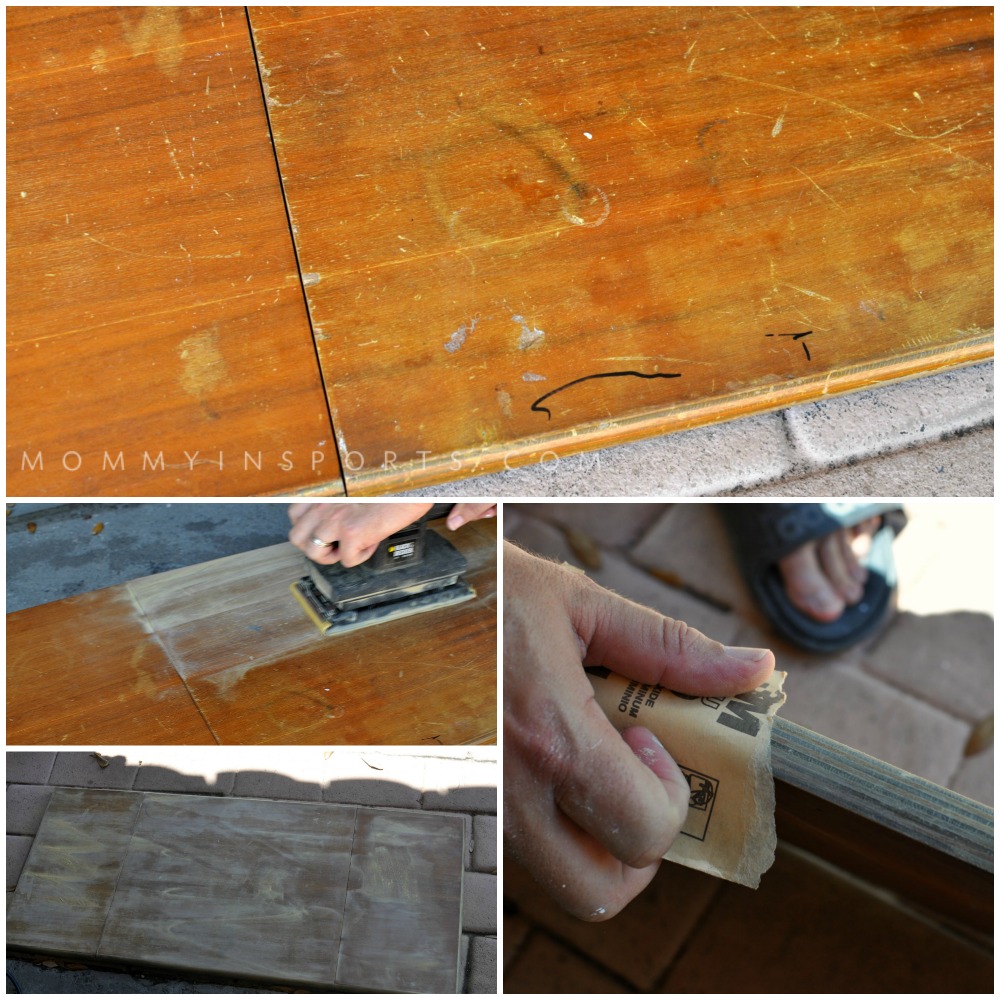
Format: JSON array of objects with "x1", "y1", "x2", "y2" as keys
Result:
[
  {"x1": 6, "y1": 6, "x2": 342, "y2": 496},
  {"x1": 339, "y1": 809, "x2": 466, "y2": 993},
  {"x1": 772, "y1": 717, "x2": 993, "y2": 931},
  {"x1": 99, "y1": 794, "x2": 357, "y2": 987},
  {"x1": 5, "y1": 589, "x2": 217, "y2": 745},
  {"x1": 6, "y1": 789, "x2": 142, "y2": 955},
  {"x1": 249, "y1": 6, "x2": 992, "y2": 493},
  {"x1": 5, "y1": 521, "x2": 497, "y2": 745},
  {"x1": 8, "y1": 790, "x2": 465, "y2": 993}
]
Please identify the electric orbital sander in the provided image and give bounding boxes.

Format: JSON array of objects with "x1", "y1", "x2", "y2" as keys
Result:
[{"x1": 291, "y1": 504, "x2": 476, "y2": 635}]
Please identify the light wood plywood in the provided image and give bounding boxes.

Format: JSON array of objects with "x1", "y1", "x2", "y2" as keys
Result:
[
  {"x1": 6, "y1": 521, "x2": 497, "y2": 745},
  {"x1": 8, "y1": 789, "x2": 465, "y2": 993},
  {"x1": 250, "y1": 6, "x2": 992, "y2": 493}
]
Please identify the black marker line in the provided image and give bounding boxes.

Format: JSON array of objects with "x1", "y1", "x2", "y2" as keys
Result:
[
  {"x1": 531, "y1": 371, "x2": 682, "y2": 420},
  {"x1": 765, "y1": 330, "x2": 813, "y2": 361}
]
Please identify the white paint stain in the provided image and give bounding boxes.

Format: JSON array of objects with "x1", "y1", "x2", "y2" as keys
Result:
[
  {"x1": 513, "y1": 315, "x2": 545, "y2": 350},
  {"x1": 301, "y1": 272, "x2": 321, "y2": 286},
  {"x1": 771, "y1": 105, "x2": 787, "y2": 137},
  {"x1": 522, "y1": 372, "x2": 547, "y2": 382},
  {"x1": 445, "y1": 317, "x2": 477, "y2": 352}
]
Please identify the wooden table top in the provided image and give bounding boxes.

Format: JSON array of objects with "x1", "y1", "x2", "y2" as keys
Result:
[
  {"x1": 8, "y1": 788, "x2": 465, "y2": 992},
  {"x1": 6, "y1": 518, "x2": 497, "y2": 745},
  {"x1": 251, "y1": 5, "x2": 993, "y2": 493},
  {"x1": 7, "y1": 7, "x2": 992, "y2": 495}
]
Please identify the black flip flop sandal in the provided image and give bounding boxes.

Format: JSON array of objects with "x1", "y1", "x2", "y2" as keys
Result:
[{"x1": 719, "y1": 503, "x2": 907, "y2": 653}]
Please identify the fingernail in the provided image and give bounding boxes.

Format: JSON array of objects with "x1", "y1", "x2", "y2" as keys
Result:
[
  {"x1": 722, "y1": 645, "x2": 770, "y2": 662},
  {"x1": 446, "y1": 514, "x2": 464, "y2": 530}
]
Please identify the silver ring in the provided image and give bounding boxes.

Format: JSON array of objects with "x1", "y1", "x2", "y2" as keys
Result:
[{"x1": 311, "y1": 536, "x2": 333, "y2": 547}]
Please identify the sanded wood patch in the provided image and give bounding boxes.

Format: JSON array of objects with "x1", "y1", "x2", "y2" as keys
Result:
[
  {"x1": 8, "y1": 789, "x2": 465, "y2": 993},
  {"x1": 6, "y1": 521, "x2": 497, "y2": 745}
]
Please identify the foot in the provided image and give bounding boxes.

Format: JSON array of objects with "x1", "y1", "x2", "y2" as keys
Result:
[{"x1": 776, "y1": 517, "x2": 881, "y2": 622}]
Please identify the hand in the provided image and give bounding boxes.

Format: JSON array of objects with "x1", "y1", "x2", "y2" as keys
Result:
[
  {"x1": 446, "y1": 503, "x2": 498, "y2": 530},
  {"x1": 288, "y1": 502, "x2": 497, "y2": 566},
  {"x1": 503, "y1": 541, "x2": 774, "y2": 920},
  {"x1": 288, "y1": 503, "x2": 433, "y2": 566}
]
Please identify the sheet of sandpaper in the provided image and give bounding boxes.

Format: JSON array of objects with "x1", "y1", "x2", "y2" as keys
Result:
[
  {"x1": 588, "y1": 668, "x2": 787, "y2": 887},
  {"x1": 7, "y1": 788, "x2": 465, "y2": 993}
]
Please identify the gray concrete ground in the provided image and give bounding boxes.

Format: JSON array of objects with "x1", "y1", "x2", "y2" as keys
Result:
[
  {"x1": 6, "y1": 503, "x2": 293, "y2": 612},
  {"x1": 7, "y1": 749, "x2": 497, "y2": 994},
  {"x1": 404, "y1": 361, "x2": 993, "y2": 497}
]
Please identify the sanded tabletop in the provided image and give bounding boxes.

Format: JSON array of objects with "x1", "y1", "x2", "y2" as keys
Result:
[
  {"x1": 6, "y1": 6, "x2": 341, "y2": 496},
  {"x1": 6, "y1": 519, "x2": 497, "y2": 745},
  {"x1": 7, "y1": 788, "x2": 465, "y2": 993},
  {"x1": 250, "y1": 6, "x2": 992, "y2": 493}
]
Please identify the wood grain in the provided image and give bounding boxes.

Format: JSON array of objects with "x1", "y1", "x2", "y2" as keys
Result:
[
  {"x1": 99, "y1": 794, "x2": 357, "y2": 987},
  {"x1": 8, "y1": 789, "x2": 465, "y2": 993},
  {"x1": 6, "y1": 6, "x2": 342, "y2": 496},
  {"x1": 6, "y1": 588, "x2": 217, "y2": 745},
  {"x1": 6, "y1": 520, "x2": 497, "y2": 745},
  {"x1": 250, "y1": 6, "x2": 993, "y2": 493},
  {"x1": 339, "y1": 809, "x2": 465, "y2": 992},
  {"x1": 6, "y1": 789, "x2": 143, "y2": 955}
]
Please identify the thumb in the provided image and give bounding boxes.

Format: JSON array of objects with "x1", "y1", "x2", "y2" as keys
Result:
[{"x1": 575, "y1": 580, "x2": 775, "y2": 695}]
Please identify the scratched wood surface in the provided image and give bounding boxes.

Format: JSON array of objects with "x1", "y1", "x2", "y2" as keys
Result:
[
  {"x1": 6, "y1": 6, "x2": 342, "y2": 496},
  {"x1": 8, "y1": 789, "x2": 465, "y2": 993},
  {"x1": 6, "y1": 519, "x2": 497, "y2": 745},
  {"x1": 250, "y1": 5, "x2": 993, "y2": 493}
]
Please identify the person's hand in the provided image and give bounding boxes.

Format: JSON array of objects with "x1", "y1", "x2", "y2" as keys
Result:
[
  {"x1": 288, "y1": 502, "x2": 497, "y2": 566},
  {"x1": 446, "y1": 503, "x2": 497, "y2": 530},
  {"x1": 503, "y1": 541, "x2": 775, "y2": 921},
  {"x1": 288, "y1": 503, "x2": 433, "y2": 566}
]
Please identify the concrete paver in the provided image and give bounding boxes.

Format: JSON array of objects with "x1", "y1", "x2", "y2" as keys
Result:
[
  {"x1": 783, "y1": 363, "x2": 993, "y2": 466},
  {"x1": 511, "y1": 502, "x2": 670, "y2": 549},
  {"x1": 405, "y1": 361, "x2": 993, "y2": 497},
  {"x1": 462, "y1": 871, "x2": 499, "y2": 934},
  {"x1": 631, "y1": 503, "x2": 764, "y2": 621},
  {"x1": 723, "y1": 424, "x2": 994, "y2": 497},
  {"x1": 770, "y1": 651, "x2": 970, "y2": 785},
  {"x1": 472, "y1": 815, "x2": 498, "y2": 873},
  {"x1": 6, "y1": 783, "x2": 54, "y2": 836},
  {"x1": 504, "y1": 932, "x2": 631, "y2": 993},
  {"x1": 864, "y1": 611, "x2": 994, "y2": 722},
  {"x1": 465, "y1": 936, "x2": 498, "y2": 994},
  {"x1": 5, "y1": 752, "x2": 56, "y2": 784},
  {"x1": 505, "y1": 856, "x2": 721, "y2": 990},
  {"x1": 50, "y1": 752, "x2": 141, "y2": 789},
  {"x1": 950, "y1": 747, "x2": 994, "y2": 807}
]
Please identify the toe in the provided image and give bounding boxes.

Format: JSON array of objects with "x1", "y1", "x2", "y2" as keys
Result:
[
  {"x1": 818, "y1": 532, "x2": 865, "y2": 605},
  {"x1": 778, "y1": 542, "x2": 847, "y2": 622}
]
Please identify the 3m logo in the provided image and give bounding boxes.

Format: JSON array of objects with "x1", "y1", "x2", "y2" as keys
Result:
[
  {"x1": 679, "y1": 766, "x2": 719, "y2": 842},
  {"x1": 717, "y1": 687, "x2": 784, "y2": 738}
]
